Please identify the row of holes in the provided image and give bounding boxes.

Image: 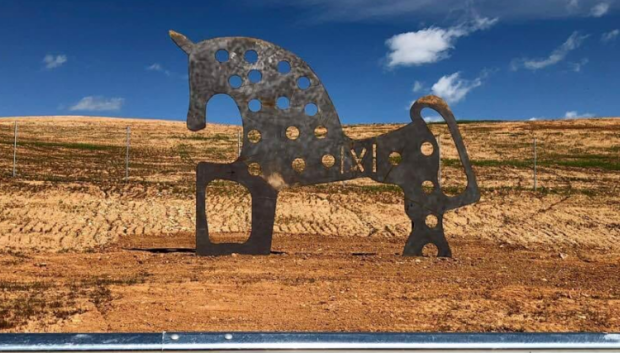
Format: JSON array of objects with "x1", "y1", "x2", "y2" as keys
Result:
[
  {"x1": 246, "y1": 138, "x2": 435, "y2": 173},
  {"x1": 229, "y1": 70, "x2": 262, "y2": 86},
  {"x1": 237, "y1": 51, "x2": 289, "y2": 74},
  {"x1": 247, "y1": 150, "x2": 433, "y2": 178},
  {"x1": 216, "y1": 49, "x2": 258, "y2": 64},
  {"x1": 229, "y1": 74, "x2": 311, "y2": 90},
  {"x1": 247, "y1": 156, "x2": 329, "y2": 176},
  {"x1": 215, "y1": 48, "x2": 310, "y2": 84},
  {"x1": 246, "y1": 99, "x2": 318, "y2": 115},
  {"x1": 246, "y1": 125, "x2": 328, "y2": 144},
  {"x1": 386, "y1": 141, "x2": 433, "y2": 165},
  {"x1": 216, "y1": 49, "x2": 289, "y2": 74},
  {"x1": 248, "y1": 132, "x2": 433, "y2": 157}
]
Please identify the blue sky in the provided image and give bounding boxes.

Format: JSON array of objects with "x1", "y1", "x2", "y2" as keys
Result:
[{"x1": 0, "y1": 0, "x2": 618, "y2": 124}]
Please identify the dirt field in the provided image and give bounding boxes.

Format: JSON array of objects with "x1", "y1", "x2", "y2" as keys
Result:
[{"x1": 0, "y1": 116, "x2": 619, "y2": 332}]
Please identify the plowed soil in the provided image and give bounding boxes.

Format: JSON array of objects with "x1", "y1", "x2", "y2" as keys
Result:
[{"x1": 0, "y1": 116, "x2": 618, "y2": 332}]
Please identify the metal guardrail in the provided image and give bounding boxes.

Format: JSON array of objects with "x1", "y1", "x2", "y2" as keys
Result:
[{"x1": 1, "y1": 333, "x2": 620, "y2": 352}]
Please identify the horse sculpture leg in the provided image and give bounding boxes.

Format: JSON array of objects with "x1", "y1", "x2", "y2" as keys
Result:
[
  {"x1": 402, "y1": 202, "x2": 451, "y2": 257},
  {"x1": 398, "y1": 96, "x2": 480, "y2": 257},
  {"x1": 196, "y1": 161, "x2": 278, "y2": 256}
]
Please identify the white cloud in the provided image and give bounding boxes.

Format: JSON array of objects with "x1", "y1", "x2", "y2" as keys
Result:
[
  {"x1": 602, "y1": 29, "x2": 619, "y2": 43},
  {"x1": 275, "y1": 0, "x2": 617, "y2": 22},
  {"x1": 423, "y1": 116, "x2": 444, "y2": 123},
  {"x1": 43, "y1": 54, "x2": 67, "y2": 69},
  {"x1": 590, "y1": 2, "x2": 610, "y2": 16},
  {"x1": 386, "y1": 28, "x2": 463, "y2": 67},
  {"x1": 512, "y1": 31, "x2": 588, "y2": 71},
  {"x1": 69, "y1": 96, "x2": 124, "y2": 112},
  {"x1": 564, "y1": 110, "x2": 595, "y2": 119},
  {"x1": 146, "y1": 63, "x2": 180, "y2": 78},
  {"x1": 147, "y1": 63, "x2": 163, "y2": 71},
  {"x1": 385, "y1": 17, "x2": 497, "y2": 67},
  {"x1": 568, "y1": 58, "x2": 589, "y2": 72},
  {"x1": 567, "y1": 0, "x2": 580, "y2": 11},
  {"x1": 146, "y1": 63, "x2": 172, "y2": 76},
  {"x1": 413, "y1": 81, "x2": 425, "y2": 93},
  {"x1": 430, "y1": 72, "x2": 484, "y2": 104},
  {"x1": 528, "y1": 112, "x2": 597, "y2": 120}
]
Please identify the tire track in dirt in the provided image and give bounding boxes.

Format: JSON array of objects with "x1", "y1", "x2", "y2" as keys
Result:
[{"x1": 1, "y1": 182, "x2": 619, "y2": 252}]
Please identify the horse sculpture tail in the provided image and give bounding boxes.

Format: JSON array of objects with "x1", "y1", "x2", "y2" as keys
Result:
[{"x1": 411, "y1": 96, "x2": 480, "y2": 210}]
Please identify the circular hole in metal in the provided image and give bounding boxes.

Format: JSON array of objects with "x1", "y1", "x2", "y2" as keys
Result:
[
  {"x1": 248, "y1": 99, "x2": 261, "y2": 112},
  {"x1": 425, "y1": 214, "x2": 438, "y2": 229},
  {"x1": 247, "y1": 129, "x2": 261, "y2": 144},
  {"x1": 297, "y1": 76, "x2": 311, "y2": 90},
  {"x1": 421, "y1": 141, "x2": 434, "y2": 156},
  {"x1": 304, "y1": 103, "x2": 318, "y2": 116},
  {"x1": 422, "y1": 180, "x2": 434, "y2": 194},
  {"x1": 215, "y1": 49, "x2": 229, "y2": 63},
  {"x1": 285, "y1": 126, "x2": 299, "y2": 140},
  {"x1": 228, "y1": 75, "x2": 242, "y2": 89},
  {"x1": 278, "y1": 61, "x2": 291, "y2": 74},
  {"x1": 314, "y1": 125, "x2": 327, "y2": 139},
  {"x1": 277, "y1": 96, "x2": 290, "y2": 110},
  {"x1": 388, "y1": 152, "x2": 402, "y2": 166},
  {"x1": 248, "y1": 162, "x2": 261, "y2": 176},
  {"x1": 422, "y1": 243, "x2": 439, "y2": 257},
  {"x1": 322, "y1": 154, "x2": 335, "y2": 168},
  {"x1": 244, "y1": 50, "x2": 258, "y2": 63},
  {"x1": 292, "y1": 158, "x2": 305, "y2": 173},
  {"x1": 248, "y1": 70, "x2": 262, "y2": 83}
]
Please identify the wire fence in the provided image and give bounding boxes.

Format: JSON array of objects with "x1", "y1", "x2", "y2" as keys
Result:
[
  {"x1": 0, "y1": 119, "x2": 242, "y2": 193},
  {"x1": 0, "y1": 119, "x2": 618, "y2": 196}
]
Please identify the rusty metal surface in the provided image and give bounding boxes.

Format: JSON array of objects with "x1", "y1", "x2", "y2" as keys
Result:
[{"x1": 170, "y1": 30, "x2": 480, "y2": 257}]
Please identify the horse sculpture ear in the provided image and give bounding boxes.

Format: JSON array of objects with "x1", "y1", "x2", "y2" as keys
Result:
[{"x1": 169, "y1": 30, "x2": 195, "y2": 54}]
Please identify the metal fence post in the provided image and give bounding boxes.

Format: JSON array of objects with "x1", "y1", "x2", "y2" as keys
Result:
[
  {"x1": 12, "y1": 121, "x2": 17, "y2": 177},
  {"x1": 125, "y1": 126, "x2": 130, "y2": 181},
  {"x1": 533, "y1": 138, "x2": 537, "y2": 192},
  {"x1": 437, "y1": 134, "x2": 441, "y2": 184}
]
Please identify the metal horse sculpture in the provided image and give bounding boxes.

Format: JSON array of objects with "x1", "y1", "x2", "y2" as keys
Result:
[{"x1": 170, "y1": 30, "x2": 480, "y2": 257}]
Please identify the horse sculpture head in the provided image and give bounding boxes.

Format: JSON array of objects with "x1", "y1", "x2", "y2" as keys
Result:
[{"x1": 169, "y1": 30, "x2": 342, "y2": 134}]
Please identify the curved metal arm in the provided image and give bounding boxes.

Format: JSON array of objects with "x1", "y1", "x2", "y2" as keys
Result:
[{"x1": 410, "y1": 95, "x2": 480, "y2": 210}]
